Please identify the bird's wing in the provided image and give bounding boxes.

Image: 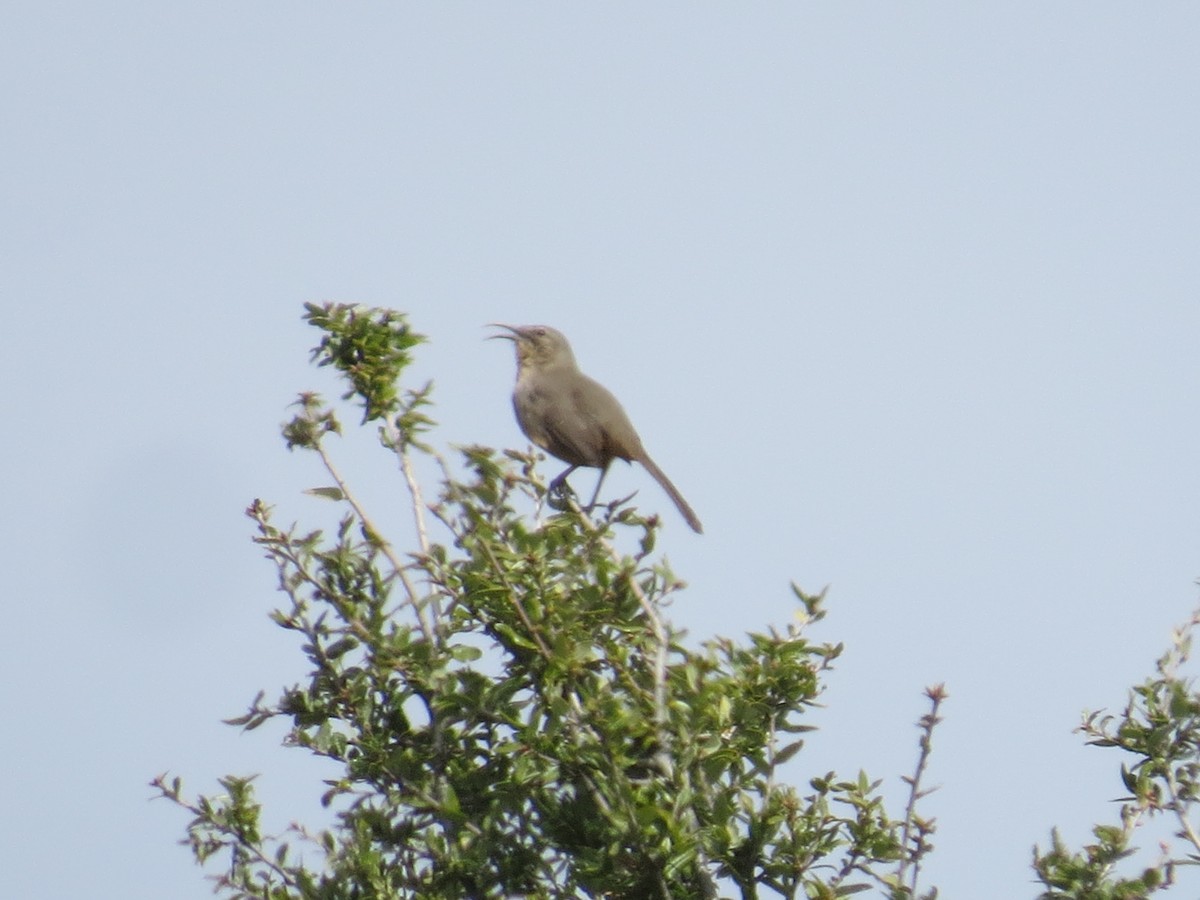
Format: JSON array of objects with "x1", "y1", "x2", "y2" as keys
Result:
[{"x1": 540, "y1": 390, "x2": 609, "y2": 467}]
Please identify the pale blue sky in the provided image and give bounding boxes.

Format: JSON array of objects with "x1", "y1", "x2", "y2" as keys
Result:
[{"x1": 3, "y1": 5, "x2": 1199, "y2": 898}]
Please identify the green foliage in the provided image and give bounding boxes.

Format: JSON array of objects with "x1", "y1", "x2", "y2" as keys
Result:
[
  {"x1": 156, "y1": 303, "x2": 939, "y2": 899},
  {"x1": 1034, "y1": 609, "x2": 1200, "y2": 898},
  {"x1": 302, "y1": 302, "x2": 427, "y2": 428}
]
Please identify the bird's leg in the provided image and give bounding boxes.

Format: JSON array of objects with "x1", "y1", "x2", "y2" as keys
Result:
[
  {"x1": 547, "y1": 465, "x2": 579, "y2": 511},
  {"x1": 584, "y1": 463, "x2": 611, "y2": 512},
  {"x1": 549, "y1": 464, "x2": 578, "y2": 494}
]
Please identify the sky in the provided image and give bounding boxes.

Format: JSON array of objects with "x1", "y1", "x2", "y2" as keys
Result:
[{"x1": 3, "y1": 4, "x2": 1199, "y2": 898}]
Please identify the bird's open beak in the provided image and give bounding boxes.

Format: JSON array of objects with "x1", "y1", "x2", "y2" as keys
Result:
[{"x1": 486, "y1": 323, "x2": 520, "y2": 341}]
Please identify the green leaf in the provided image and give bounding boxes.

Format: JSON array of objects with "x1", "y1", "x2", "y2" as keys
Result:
[
  {"x1": 305, "y1": 486, "x2": 346, "y2": 501},
  {"x1": 448, "y1": 644, "x2": 483, "y2": 662}
]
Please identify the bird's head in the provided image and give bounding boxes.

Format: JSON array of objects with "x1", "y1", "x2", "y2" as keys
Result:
[{"x1": 487, "y1": 324, "x2": 577, "y2": 372}]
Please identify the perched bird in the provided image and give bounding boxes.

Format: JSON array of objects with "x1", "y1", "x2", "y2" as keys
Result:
[{"x1": 490, "y1": 323, "x2": 703, "y2": 534}]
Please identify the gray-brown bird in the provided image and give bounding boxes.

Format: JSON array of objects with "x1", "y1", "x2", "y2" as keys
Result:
[{"x1": 490, "y1": 324, "x2": 703, "y2": 534}]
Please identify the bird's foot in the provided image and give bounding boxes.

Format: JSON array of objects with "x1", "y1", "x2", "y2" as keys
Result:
[{"x1": 546, "y1": 477, "x2": 577, "y2": 512}]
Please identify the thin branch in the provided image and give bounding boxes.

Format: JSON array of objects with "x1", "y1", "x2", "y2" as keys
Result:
[
  {"x1": 396, "y1": 437, "x2": 446, "y2": 632},
  {"x1": 382, "y1": 417, "x2": 432, "y2": 559},
  {"x1": 897, "y1": 683, "x2": 947, "y2": 893},
  {"x1": 479, "y1": 537, "x2": 553, "y2": 659},
  {"x1": 152, "y1": 778, "x2": 300, "y2": 894},
  {"x1": 314, "y1": 440, "x2": 435, "y2": 645},
  {"x1": 1165, "y1": 767, "x2": 1200, "y2": 854},
  {"x1": 566, "y1": 496, "x2": 670, "y2": 735},
  {"x1": 765, "y1": 710, "x2": 778, "y2": 795},
  {"x1": 425, "y1": 501, "x2": 554, "y2": 660}
]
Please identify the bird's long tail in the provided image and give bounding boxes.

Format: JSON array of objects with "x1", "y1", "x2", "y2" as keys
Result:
[{"x1": 638, "y1": 453, "x2": 704, "y2": 534}]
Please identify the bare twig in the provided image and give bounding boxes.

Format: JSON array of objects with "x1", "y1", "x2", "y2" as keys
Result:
[
  {"x1": 381, "y1": 418, "x2": 432, "y2": 557},
  {"x1": 314, "y1": 440, "x2": 435, "y2": 645},
  {"x1": 1165, "y1": 756, "x2": 1200, "y2": 854},
  {"x1": 383, "y1": 418, "x2": 446, "y2": 633},
  {"x1": 897, "y1": 683, "x2": 947, "y2": 893}
]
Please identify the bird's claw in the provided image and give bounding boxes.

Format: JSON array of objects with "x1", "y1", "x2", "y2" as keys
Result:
[{"x1": 547, "y1": 478, "x2": 577, "y2": 512}]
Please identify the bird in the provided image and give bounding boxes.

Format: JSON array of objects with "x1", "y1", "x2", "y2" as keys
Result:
[{"x1": 490, "y1": 323, "x2": 703, "y2": 534}]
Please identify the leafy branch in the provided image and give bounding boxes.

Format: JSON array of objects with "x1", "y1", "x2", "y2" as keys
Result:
[{"x1": 154, "y1": 304, "x2": 941, "y2": 899}]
